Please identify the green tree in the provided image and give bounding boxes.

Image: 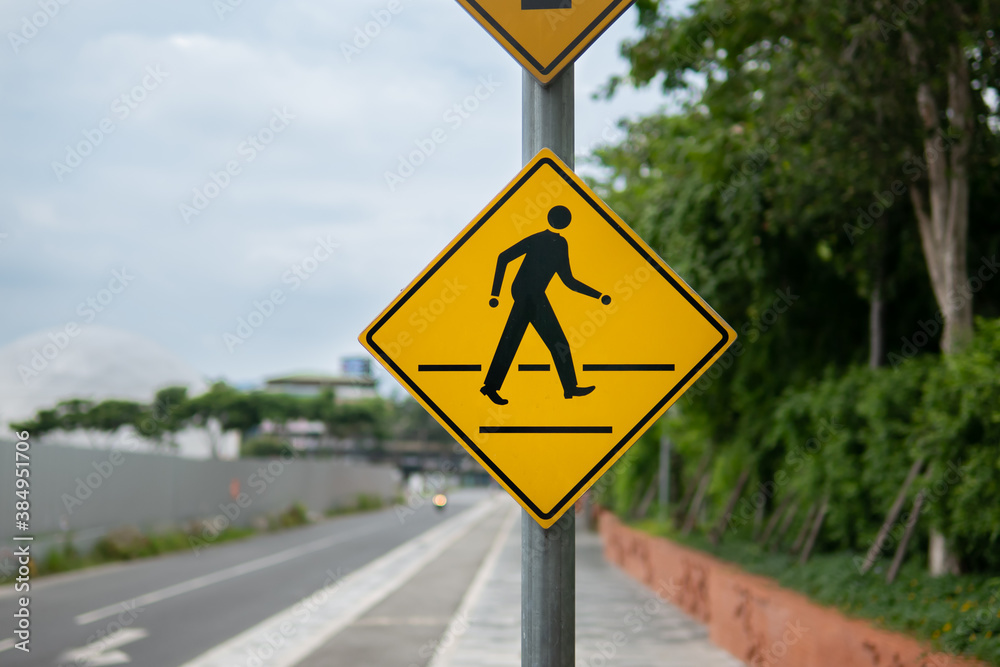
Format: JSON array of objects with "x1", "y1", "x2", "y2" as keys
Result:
[{"x1": 595, "y1": 0, "x2": 1000, "y2": 573}]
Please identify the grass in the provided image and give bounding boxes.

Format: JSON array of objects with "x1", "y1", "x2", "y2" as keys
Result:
[
  {"x1": 633, "y1": 519, "x2": 1000, "y2": 665},
  {"x1": 0, "y1": 502, "x2": 317, "y2": 585},
  {"x1": 325, "y1": 492, "x2": 387, "y2": 517}
]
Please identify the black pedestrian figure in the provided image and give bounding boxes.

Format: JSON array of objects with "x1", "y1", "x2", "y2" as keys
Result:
[{"x1": 481, "y1": 205, "x2": 611, "y2": 405}]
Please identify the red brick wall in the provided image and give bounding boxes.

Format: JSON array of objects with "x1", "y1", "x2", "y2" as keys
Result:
[{"x1": 597, "y1": 510, "x2": 986, "y2": 667}]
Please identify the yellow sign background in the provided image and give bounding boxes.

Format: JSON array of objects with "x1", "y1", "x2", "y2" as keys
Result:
[
  {"x1": 361, "y1": 150, "x2": 735, "y2": 527},
  {"x1": 454, "y1": 0, "x2": 635, "y2": 84}
]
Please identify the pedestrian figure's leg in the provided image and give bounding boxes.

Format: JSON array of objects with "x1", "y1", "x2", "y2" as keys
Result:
[
  {"x1": 530, "y1": 297, "x2": 582, "y2": 393},
  {"x1": 482, "y1": 299, "x2": 533, "y2": 403}
]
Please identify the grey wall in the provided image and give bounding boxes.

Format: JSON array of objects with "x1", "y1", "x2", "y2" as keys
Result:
[{"x1": 0, "y1": 439, "x2": 400, "y2": 559}]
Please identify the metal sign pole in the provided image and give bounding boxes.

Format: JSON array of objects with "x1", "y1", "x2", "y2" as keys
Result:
[{"x1": 521, "y1": 66, "x2": 575, "y2": 667}]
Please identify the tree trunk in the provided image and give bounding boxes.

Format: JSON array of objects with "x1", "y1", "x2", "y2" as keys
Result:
[
  {"x1": 887, "y1": 489, "x2": 927, "y2": 584},
  {"x1": 675, "y1": 453, "x2": 711, "y2": 526},
  {"x1": 791, "y1": 503, "x2": 818, "y2": 554},
  {"x1": 770, "y1": 503, "x2": 799, "y2": 552},
  {"x1": 759, "y1": 493, "x2": 796, "y2": 546},
  {"x1": 709, "y1": 468, "x2": 751, "y2": 545},
  {"x1": 903, "y1": 25, "x2": 974, "y2": 577},
  {"x1": 682, "y1": 473, "x2": 711, "y2": 536},
  {"x1": 799, "y1": 496, "x2": 829, "y2": 565},
  {"x1": 634, "y1": 475, "x2": 658, "y2": 519},
  {"x1": 859, "y1": 459, "x2": 924, "y2": 575},
  {"x1": 869, "y1": 258, "x2": 885, "y2": 368},
  {"x1": 904, "y1": 38, "x2": 974, "y2": 355}
]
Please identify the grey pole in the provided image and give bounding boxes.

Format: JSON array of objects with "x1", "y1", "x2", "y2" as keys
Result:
[{"x1": 521, "y1": 65, "x2": 575, "y2": 667}]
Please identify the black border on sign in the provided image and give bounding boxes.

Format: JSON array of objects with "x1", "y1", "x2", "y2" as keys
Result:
[
  {"x1": 462, "y1": 0, "x2": 634, "y2": 76},
  {"x1": 366, "y1": 158, "x2": 731, "y2": 521}
]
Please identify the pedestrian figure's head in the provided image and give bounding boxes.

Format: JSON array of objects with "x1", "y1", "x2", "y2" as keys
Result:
[{"x1": 547, "y1": 205, "x2": 571, "y2": 230}]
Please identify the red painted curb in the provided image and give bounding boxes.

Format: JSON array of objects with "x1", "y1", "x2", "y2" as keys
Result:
[{"x1": 597, "y1": 510, "x2": 988, "y2": 667}]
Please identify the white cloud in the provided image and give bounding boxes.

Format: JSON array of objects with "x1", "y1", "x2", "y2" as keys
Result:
[{"x1": 1, "y1": 0, "x2": 675, "y2": 390}]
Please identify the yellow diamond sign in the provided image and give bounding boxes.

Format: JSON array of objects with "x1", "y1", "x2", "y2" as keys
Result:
[
  {"x1": 360, "y1": 149, "x2": 735, "y2": 527},
  {"x1": 454, "y1": 0, "x2": 636, "y2": 85}
]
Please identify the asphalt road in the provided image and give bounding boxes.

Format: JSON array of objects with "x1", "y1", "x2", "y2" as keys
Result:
[{"x1": 0, "y1": 488, "x2": 487, "y2": 666}]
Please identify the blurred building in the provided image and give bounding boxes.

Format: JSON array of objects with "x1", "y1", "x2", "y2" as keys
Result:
[{"x1": 264, "y1": 358, "x2": 377, "y2": 401}]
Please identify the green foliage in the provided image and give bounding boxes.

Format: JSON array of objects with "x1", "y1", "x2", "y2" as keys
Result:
[
  {"x1": 326, "y1": 493, "x2": 387, "y2": 516},
  {"x1": 9, "y1": 381, "x2": 424, "y2": 454},
  {"x1": 323, "y1": 398, "x2": 389, "y2": 440},
  {"x1": 275, "y1": 502, "x2": 310, "y2": 528},
  {"x1": 712, "y1": 318, "x2": 1000, "y2": 570},
  {"x1": 593, "y1": 423, "x2": 663, "y2": 517},
  {"x1": 594, "y1": 0, "x2": 1000, "y2": 582},
  {"x1": 43, "y1": 537, "x2": 82, "y2": 574},
  {"x1": 354, "y1": 493, "x2": 384, "y2": 511},
  {"x1": 912, "y1": 318, "x2": 1000, "y2": 570},
  {"x1": 94, "y1": 526, "x2": 151, "y2": 560},
  {"x1": 389, "y1": 397, "x2": 452, "y2": 442},
  {"x1": 241, "y1": 434, "x2": 296, "y2": 458}
]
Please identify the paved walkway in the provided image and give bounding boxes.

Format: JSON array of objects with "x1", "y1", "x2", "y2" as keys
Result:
[{"x1": 432, "y1": 499, "x2": 744, "y2": 667}]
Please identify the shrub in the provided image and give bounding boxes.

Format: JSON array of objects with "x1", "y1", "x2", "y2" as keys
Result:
[
  {"x1": 95, "y1": 526, "x2": 150, "y2": 560},
  {"x1": 277, "y1": 502, "x2": 310, "y2": 528}
]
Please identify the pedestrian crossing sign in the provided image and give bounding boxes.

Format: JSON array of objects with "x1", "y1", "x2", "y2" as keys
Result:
[
  {"x1": 454, "y1": 0, "x2": 636, "y2": 85},
  {"x1": 359, "y1": 149, "x2": 736, "y2": 527}
]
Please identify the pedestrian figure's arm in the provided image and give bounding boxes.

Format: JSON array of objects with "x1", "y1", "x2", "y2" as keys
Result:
[
  {"x1": 491, "y1": 239, "x2": 531, "y2": 297},
  {"x1": 556, "y1": 247, "x2": 601, "y2": 299}
]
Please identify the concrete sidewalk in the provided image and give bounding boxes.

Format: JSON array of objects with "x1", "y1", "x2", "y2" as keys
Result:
[{"x1": 432, "y1": 500, "x2": 744, "y2": 667}]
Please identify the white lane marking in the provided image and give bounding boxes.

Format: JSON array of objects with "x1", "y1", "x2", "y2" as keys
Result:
[
  {"x1": 427, "y1": 502, "x2": 519, "y2": 667},
  {"x1": 178, "y1": 494, "x2": 505, "y2": 667},
  {"x1": 0, "y1": 637, "x2": 16, "y2": 653},
  {"x1": 58, "y1": 627, "x2": 149, "y2": 666},
  {"x1": 74, "y1": 524, "x2": 381, "y2": 625},
  {"x1": 353, "y1": 616, "x2": 453, "y2": 626}
]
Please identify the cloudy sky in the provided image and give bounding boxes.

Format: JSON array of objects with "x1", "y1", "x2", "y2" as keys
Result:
[{"x1": 1, "y1": 0, "x2": 683, "y2": 391}]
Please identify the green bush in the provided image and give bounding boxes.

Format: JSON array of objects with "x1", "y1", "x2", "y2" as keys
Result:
[
  {"x1": 276, "y1": 502, "x2": 310, "y2": 528},
  {"x1": 95, "y1": 526, "x2": 151, "y2": 560},
  {"x1": 730, "y1": 317, "x2": 1000, "y2": 571},
  {"x1": 241, "y1": 435, "x2": 296, "y2": 458},
  {"x1": 43, "y1": 538, "x2": 83, "y2": 574},
  {"x1": 355, "y1": 493, "x2": 384, "y2": 511}
]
